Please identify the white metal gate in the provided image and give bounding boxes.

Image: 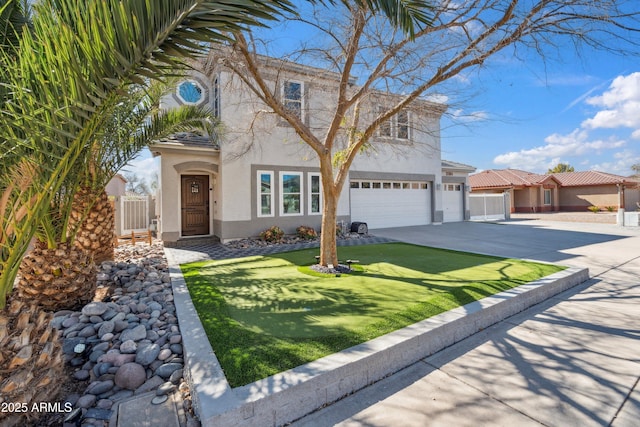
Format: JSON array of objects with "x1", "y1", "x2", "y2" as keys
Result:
[
  {"x1": 469, "y1": 193, "x2": 507, "y2": 221},
  {"x1": 120, "y1": 195, "x2": 150, "y2": 234}
]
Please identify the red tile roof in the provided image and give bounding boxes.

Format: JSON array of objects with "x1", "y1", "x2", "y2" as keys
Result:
[
  {"x1": 469, "y1": 169, "x2": 549, "y2": 189},
  {"x1": 470, "y1": 169, "x2": 639, "y2": 190},
  {"x1": 552, "y1": 171, "x2": 637, "y2": 187}
]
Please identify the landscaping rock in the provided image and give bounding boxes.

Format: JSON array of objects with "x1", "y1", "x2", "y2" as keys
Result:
[
  {"x1": 120, "y1": 324, "x2": 147, "y2": 342},
  {"x1": 82, "y1": 302, "x2": 109, "y2": 317},
  {"x1": 76, "y1": 394, "x2": 97, "y2": 409},
  {"x1": 135, "y1": 343, "x2": 161, "y2": 366},
  {"x1": 114, "y1": 363, "x2": 147, "y2": 390},
  {"x1": 120, "y1": 340, "x2": 137, "y2": 354},
  {"x1": 155, "y1": 362, "x2": 183, "y2": 379},
  {"x1": 50, "y1": 242, "x2": 195, "y2": 427}
]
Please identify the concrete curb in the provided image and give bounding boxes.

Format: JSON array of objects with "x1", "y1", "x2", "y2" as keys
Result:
[{"x1": 166, "y1": 249, "x2": 588, "y2": 427}]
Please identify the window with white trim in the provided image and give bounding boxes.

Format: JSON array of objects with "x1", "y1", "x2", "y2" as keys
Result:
[
  {"x1": 177, "y1": 80, "x2": 204, "y2": 105},
  {"x1": 378, "y1": 106, "x2": 392, "y2": 137},
  {"x1": 283, "y1": 81, "x2": 303, "y2": 120},
  {"x1": 396, "y1": 109, "x2": 410, "y2": 140},
  {"x1": 257, "y1": 171, "x2": 274, "y2": 217},
  {"x1": 308, "y1": 173, "x2": 322, "y2": 215},
  {"x1": 544, "y1": 189, "x2": 551, "y2": 205},
  {"x1": 280, "y1": 172, "x2": 303, "y2": 215},
  {"x1": 377, "y1": 106, "x2": 411, "y2": 140}
]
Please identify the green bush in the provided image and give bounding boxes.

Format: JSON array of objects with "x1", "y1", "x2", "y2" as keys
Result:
[
  {"x1": 260, "y1": 226, "x2": 284, "y2": 242},
  {"x1": 587, "y1": 205, "x2": 600, "y2": 213},
  {"x1": 605, "y1": 206, "x2": 616, "y2": 212},
  {"x1": 296, "y1": 225, "x2": 317, "y2": 240}
]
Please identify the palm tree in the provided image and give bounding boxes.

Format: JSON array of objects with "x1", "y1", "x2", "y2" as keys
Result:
[
  {"x1": 16, "y1": 81, "x2": 219, "y2": 310},
  {"x1": 0, "y1": 1, "x2": 291, "y2": 423},
  {"x1": 0, "y1": 0, "x2": 293, "y2": 310}
]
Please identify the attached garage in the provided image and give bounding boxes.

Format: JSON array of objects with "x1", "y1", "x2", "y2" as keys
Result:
[
  {"x1": 349, "y1": 180, "x2": 431, "y2": 229},
  {"x1": 442, "y1": 183, "x2": 464, "y2": 222}
]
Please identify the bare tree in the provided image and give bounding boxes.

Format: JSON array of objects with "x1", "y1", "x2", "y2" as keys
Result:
[{"x1": 221, "y1": 0, "x2": 640, "y2": 266}]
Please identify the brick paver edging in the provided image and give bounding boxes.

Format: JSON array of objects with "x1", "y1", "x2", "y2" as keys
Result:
[{"x1": 166, "y1": 235, "x2": 396, "y2": 265}]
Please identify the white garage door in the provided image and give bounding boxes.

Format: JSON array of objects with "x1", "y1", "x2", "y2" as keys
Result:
[
  {"x1": 350, "y1": 180, "x2": 431, "y2": 229},
  {"x1": 443, "y1": 183, "x2": 464, "y2": 222}
]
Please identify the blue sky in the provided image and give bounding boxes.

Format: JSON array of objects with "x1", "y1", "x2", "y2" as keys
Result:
[{"x1": 442, "y1": 47, "x2": 640, "y2": 175}]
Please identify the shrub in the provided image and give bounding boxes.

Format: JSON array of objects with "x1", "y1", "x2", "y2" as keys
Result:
[
  {"x1": 296, "y1": 225, "x2": 318, "y2": 240},
  {"x1": 587, "y1": 205, "x2": 600, "y2": 213},
  {"x1": 260, "y1": 226, "x2": 284, "y2": 242},
  {"x1": 605, "y1": 206, "x2": 616, "y2": 212}
]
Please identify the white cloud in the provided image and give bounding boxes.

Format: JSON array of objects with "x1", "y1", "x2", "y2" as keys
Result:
[
  {"x1": 424, "y1": 93, "x2": 449, "y2": 104},
  {"x1": 448, "y1": 108, "x2": 489, "y2": 122},
  {"x1": 120, "y1": 149, "x2": 159, "y2": 191},
  {"x1": 590, "y1": 150, "x2": 640, "y2": 175},
  {"x1": 582, "y1": 72, "x2": 640, "y2": 130},
  {"x1": 494, "y1": 72, "x2": 640, "y2": 174},
  {"x1": 493, "y1": 128, "x2": 626, "y2": 172}
]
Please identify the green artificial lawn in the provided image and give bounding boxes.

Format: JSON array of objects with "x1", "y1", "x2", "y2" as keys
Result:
[{"x1": 181, "y1": 243, "x2": 564, "y2": 387}]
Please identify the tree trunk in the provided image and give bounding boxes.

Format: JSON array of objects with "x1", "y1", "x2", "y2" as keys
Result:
[
  {"x1": 0, "y1": 298, "x2": 64, "y2": 426},
  {"x1": 70, "y1": 187, "x2": 115, "y2": 263},
  {"x1": 320, "y1": 189, "x2": 339, "y2": 267},
  {"x1": 16, "y1": 241, "x2": 96, "y2": 311},
  {"x1": 319, "y1": 154, "x2": 340, "y2": 266}
]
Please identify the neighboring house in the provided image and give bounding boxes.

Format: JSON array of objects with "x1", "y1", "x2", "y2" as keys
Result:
[
  {"x1": 105, "y1": 174, "x2": 127, "y2": 198},
  {"x1": 470, "y1": 169, "x2": 640, "y2": 213},
  {"x1": 150, "y1": 54, "x2": 474, "y2": 244}
]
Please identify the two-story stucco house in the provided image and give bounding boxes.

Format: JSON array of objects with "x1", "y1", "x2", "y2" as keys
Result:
[{"x1": 150, "y1": 54, "x2": 474, "y2": 244}]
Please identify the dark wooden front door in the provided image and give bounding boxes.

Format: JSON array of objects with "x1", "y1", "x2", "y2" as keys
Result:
[{"x1": 181, "y1": 175, "x2": 210, "y2": 236}]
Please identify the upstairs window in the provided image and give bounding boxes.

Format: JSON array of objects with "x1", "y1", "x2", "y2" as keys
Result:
[
  {"x1": 378, "y1": 106, "x2": 392, "y2": 137},
  {"x1": 377, "y1": 106, "x2": 411, "y2": 140},
  {"x1": 283, "y1": 81, "x2": 303, "y2": 120},
  {"x1": 212, "y1": 75, "x2": 220, "y2": 118},
  {"x1": 177, "y1": 80, "x2": 204, "y2": 105},
  {"x1": 396, "y1": 109, "x2": 410, "y2": 140}
]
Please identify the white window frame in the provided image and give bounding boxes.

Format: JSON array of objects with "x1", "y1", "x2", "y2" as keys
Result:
[
  {"x1": 280, "y1": 171, "x2": 303, "y2": 216},
  {"x1": 282, "y1": 80, "x2": 304, "y2": 122},
  {"x1": 376, "y1": 106, "x2": 411, "y2": 140},
  {"x1": 544, "y1": 189, "x2": 552, "y2": 205},
  {"x1": 257, "y1": 170, "x2": 274, "y2": 217},
  {"x1": 308, "y1": 173, "x2": 322, "y2": 215},
  {"x1": 396, "y1": 109, "x2": 410, "y2": 140},
  {"x1": 377, "y1": 105, "x2": 393, "y2": 138}
]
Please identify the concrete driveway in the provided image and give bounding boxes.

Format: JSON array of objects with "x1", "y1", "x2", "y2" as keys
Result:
[{"x1": 293, "y1": 220, "x2": 640, "y2": 427}]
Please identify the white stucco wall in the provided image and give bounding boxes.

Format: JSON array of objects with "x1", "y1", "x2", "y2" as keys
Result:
[{"x1": 155, "y1": 59, "x2": 446, "y2": 241}]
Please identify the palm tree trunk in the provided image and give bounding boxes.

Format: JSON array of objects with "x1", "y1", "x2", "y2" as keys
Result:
[
  {"x1": 0, "y1": 298, "x2": 64, "y2": 427},
  {"x1": 16, "y1": 241, "x2": 96, "y2": 311},
  {"x1": 71, "y1": 187, "x2": 115, "y2": 263}
]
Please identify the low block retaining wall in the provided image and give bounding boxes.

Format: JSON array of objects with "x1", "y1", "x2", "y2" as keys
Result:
[{"x1": 166, "y1": 250, "x2": 588, "y2": 427}]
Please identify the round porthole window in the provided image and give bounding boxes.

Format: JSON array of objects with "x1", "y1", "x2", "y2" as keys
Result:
[{"x1": 177, "y1": 80, "x2": 204, "y2": 105}]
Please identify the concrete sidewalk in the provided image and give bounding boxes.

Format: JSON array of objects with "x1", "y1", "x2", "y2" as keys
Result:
[{"x1": 292, "y1": 221, "x2": 640, "y2": 426}]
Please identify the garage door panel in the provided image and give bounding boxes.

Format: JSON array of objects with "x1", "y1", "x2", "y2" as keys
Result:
[
  {"x1": 443, "y1": 187, "x2": 464, "y2": 222},
  {"x1": 350, "y1": 183, "x2": 431, "y2": 229}
]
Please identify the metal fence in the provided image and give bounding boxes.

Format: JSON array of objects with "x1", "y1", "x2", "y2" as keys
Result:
[
  {"x1": 119, "y1": 195, "x2": 150, "y2": 235},
  {"x1": 469, "y1": 193, "x2": 508, "y2": 221}
]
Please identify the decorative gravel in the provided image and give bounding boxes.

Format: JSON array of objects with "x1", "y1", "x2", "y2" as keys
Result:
[{"x1": 46, "y1": 242, "x2": 199, "y2": 427}]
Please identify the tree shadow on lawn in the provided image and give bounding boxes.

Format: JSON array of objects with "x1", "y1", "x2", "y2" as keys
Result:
[{"x1": 181, "y1": 244, "x2": 562, "y2": 386}]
